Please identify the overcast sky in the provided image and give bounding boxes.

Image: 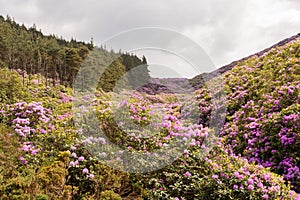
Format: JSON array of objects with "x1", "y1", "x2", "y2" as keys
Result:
[{"x1": 0, "y1": 0, "x2": 299, "y2": 78}]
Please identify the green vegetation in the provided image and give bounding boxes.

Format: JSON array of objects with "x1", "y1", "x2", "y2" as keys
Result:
[{"x1": 0, "y1": 15, "x2": 299, "y2": 199}]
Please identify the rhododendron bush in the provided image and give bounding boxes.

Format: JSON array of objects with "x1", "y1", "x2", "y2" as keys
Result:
[
  {"x1": 137, "y1": 145, "x2": 299, "y2": 199},
  {"x1": 0, "y1": 38, "x2": 299, "y2": 199},
  {"x1": 220, "y1": 39, "x2": 300, "y2": 192}
]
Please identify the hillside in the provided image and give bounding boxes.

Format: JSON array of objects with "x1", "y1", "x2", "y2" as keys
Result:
[
  {"x1": 197, "y1": 34, "x2": 300, "y2": 191},
  {"x1": 0, "y1": 16, "x2": 300, "y2": 199},
  {"x1": 190, "y1": 33, "x2": 300, "y2": 89}
]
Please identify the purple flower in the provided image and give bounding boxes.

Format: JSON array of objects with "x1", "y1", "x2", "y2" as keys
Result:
[
  {"x1": 247, "y1": 178, "x2": 254, "y2": 185},
  {"x1": 71, "y1": 152, "x2": 77, "y2": 158},
  {"x1": 20, "y1": 156, "x2": 27, "y2": 164},
  {"x1": 233, "y1": 185, "x2": 238, "y2": 190},
  {"x1": 257, "y1": 182, "x2": 263, "y2": 188},
  {"x1": 69, "y1": 161, "x2": 75, "y2": 167},
  {"x1": 82, "y1": 168, "x2": 89, "y2": 174},
  {"x1": 263, "y1": 174, "x2": 271, "y2": 181},
  {"x1": 22, "y1": 144, "x2": 30, "y2": 152},
  {"x1": 288, "y1": 88, "x2": 294, "y2": 94},
  {"x1": 262, "y1": 194, "x2": 269, "y2": 200},
  {"x1": 71, "y1": 146, "x2": 77, "y2": 150},
  {"x1": 185, "y1": 171, "x2": 191, "y2": 177},
  {"x1": 212, "y1": 174, "x2": 218, "y2": 179},
  {"x1": 238, "y1": 174, "x2": 244, "y2": 180},
  {"x1": 233, "y1": 171, "x2": 239, "y2": 177},
  {"x1": 248, "y1": 185, "x2": 254, "y2": 190},
  {"x1": 31, "y1": 149, "x2": 39, "y2": 155},
  {"x1": 89, "y1": 173, "x2": 94, "y2": 179},
  {"x1": 78, "y1": 156, "x2": 85, "y2": 161},
  {"x1": 40, "y1": 129, "x2": 47, "y2": 134}
]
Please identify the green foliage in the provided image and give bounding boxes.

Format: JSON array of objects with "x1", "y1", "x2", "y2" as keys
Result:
[
  {"x1": 0, "y1": 68, "x2": 28, "y2": 103},
  {"x1": 35, "y1": 194, "x2": 49, "y2": 200},
  {"x1": 100, "y1": 190, "x2": 122, "y2": 200},
  {"x1": 0, "y1": 125, "x2": 37, "y2": 199},
  {"x1": 98, "y1": 57, "x2": 129, "y2": 92},
  {"x1": 37, "y1": 161, "x2": 68, "y2": 199}
]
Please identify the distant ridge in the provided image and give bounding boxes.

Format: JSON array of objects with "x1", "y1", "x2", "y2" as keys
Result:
[
  {"x1": 214, "y1": 33, "x2": 300, "y2": 74},
  {"x1": 190, "y1": 33, "x2": 300, "y2": 89},
  {"x1": 138, "y1": 33, "x2": 300, "y2": 94}
]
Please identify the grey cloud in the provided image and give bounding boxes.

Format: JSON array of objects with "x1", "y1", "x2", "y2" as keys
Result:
[{"x1": 0, "y1": 0, "x2": 299, "y2": 75}]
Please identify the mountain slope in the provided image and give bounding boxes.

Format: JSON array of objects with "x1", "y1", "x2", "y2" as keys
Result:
[
  {"x1": 0, "y1": 15, "x2": 300, "y2": 199},
  {"x1": 190, "y1": 33, "x2": 300, "y2": 89},
  {"x1": 196, "y1": 34, "x2": 300, "y2": 191}
]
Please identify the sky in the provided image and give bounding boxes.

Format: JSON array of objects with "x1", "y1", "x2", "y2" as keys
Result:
[{"x1": 0, "y1": 0, "x2": 299, "y2": 78}]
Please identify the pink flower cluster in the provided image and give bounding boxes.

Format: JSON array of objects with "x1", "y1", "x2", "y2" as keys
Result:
[
  {"x1": 6, "y1": 102, "x2": 52, "y2": 137},
  {"x1": 67, "y1": 146, "x2": 94, "y2": 179},
  {"x1": 2, "y1": 102, "x2": 53, "y2": 164}
]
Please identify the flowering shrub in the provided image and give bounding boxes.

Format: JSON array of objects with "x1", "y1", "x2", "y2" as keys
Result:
[
  {"x1": 0, "y1": 38, "x2": 300, "y2": 199},
  {"x1": 86, "y1": 90, "x2": 212, "y2": 173},
  {"x1": 0, "y1": 101, "x2": 55, "y2": 165},
  {"x1": 137, "y1": 144, "x2": 299, "y2": 199},
  {"x1": 219, "y1": 39, "x2": 300, "y2": 191}
]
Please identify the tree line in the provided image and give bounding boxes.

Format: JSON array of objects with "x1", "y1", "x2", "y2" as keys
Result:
[{"x1": 0, "y1": 15, "x2": 150, "y2": 90}]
